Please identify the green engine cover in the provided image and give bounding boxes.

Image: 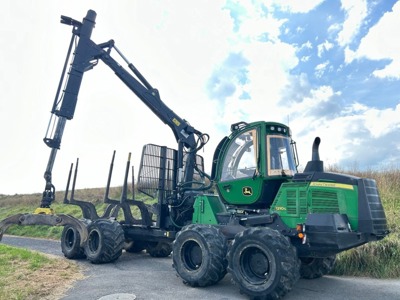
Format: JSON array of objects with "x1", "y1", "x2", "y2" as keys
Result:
[{"x1": 270, "y1": 181, "x2": 359, "y2": 230}]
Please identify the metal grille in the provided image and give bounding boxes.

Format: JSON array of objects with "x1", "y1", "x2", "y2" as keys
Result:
[
  {"x1": 137, "y1": 144, "x2": 176, "y2": 198},
  {"x1": 280, "y1": 183, "x2": 308, "y2": 216},
  {"x1": 310, "y1": 190, "x2": 340, "y2": 213},
  {"x1": 137, "y1": 144, "x2": 204, "y2": 198}
]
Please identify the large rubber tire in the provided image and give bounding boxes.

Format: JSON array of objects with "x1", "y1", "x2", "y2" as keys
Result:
[
  {"x1": 172, "y1": 224, "x2": 227, "y2": 287},
  {"x1": 228, "y1": 227, "x2": 300, "y2": 300},
  {"x1": 61, "y1": 224, "x2": 86, "y2": 259},
  {"x1": 84, "y1": 219, "x2": 125, "y2": 264},
  {"x1": 300, "y1": 255, "x2": 336, "y2": 279},
  {"x1": 124, "y1": 240, "x2": 146, "y2": 253},
  {"x1": 146, "y1": 241, "x2": 172, "y2": 257}
]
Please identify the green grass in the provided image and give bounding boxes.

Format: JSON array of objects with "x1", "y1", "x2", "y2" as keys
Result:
[
  {"x1": 328, "y1": 166, "x2": 400, "y2": 278},
  {"x1": 0, "y1": 243, "x2": 51, "y2": 272},
  {"x1": 332, "y1": 234, "x2": 400, "y2": 278},
  {"x1": 0, "y1": 244, "x2": 81, "y2": 300}
]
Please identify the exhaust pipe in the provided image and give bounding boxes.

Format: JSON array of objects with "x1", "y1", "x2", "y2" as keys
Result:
[
  {"x1": 304, "y1": 137, "x2": 324, "y2": 173},
  {"x1": 311, "y1": 137, "x2": 321, "y2": 161}
]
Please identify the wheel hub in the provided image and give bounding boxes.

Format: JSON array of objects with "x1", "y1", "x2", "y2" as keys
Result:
[
  {"x1": 241, "y1": 247, "x2": 270, "y2": 283},
  {"x1": 182, "y1": 240, "x2": 202, "y2": 270}
]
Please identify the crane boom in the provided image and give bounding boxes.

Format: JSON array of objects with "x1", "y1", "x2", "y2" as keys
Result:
[{"x1": 41, "y1": 10, "x2": 208, "y2": 208}]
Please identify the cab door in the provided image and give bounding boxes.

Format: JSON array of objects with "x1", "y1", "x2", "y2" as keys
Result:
[{"x1": 216, "y1": 127, "x2": 264, "y2": 206}]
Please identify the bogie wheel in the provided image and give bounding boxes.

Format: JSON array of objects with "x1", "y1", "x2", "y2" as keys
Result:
[
  {"x1": 300, "y1": 255, "x2": 336, "y2": 279},
  {"x1": 124, "y1": 240, "x2": 146, "y2": 253},
  {"x1": 146, "y1": 241, "x2": 172, "y2": 257},
  {"x1": 172, "y1": 224, "x2": 227, "y2": 287},
  {"x1": 61, "y1": 224, "x2": 86, "y2": 259},
  {"x1": 228, "y1": 227, "x2": 300, "y2": 299},
  {"x1": 84, "y1": 219, "x2": 125, "y2": 264}
]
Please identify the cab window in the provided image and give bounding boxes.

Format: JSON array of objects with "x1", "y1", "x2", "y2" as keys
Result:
[
  {"x1": 267, "y1": 135, "x2": 296, "y2": 176},
  {"x1": 221, "y1": 129, "x2": 257, "y2": 181}
]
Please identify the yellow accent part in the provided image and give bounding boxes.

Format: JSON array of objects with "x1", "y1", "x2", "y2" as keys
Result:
[
  {"x1": 172, "y1": 118, "x2": 181, "y2": 126},
  {"x1": 310, "y1": 182, "x2": 354, "y2": 190},
  {"x1": 274, "y1": 206, "x2": 287, "y2": 211},
  {"x1": 34, "y1": 208, "x2": 55, "y2": 215}
]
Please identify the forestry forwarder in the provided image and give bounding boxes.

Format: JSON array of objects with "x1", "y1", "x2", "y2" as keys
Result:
[{"x1": 0, "y1": 10, "x2": 389, "y2": 299}]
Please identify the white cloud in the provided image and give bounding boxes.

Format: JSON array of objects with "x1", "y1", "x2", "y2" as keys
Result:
[
  {"x1": 275, "y1": 0, "x2": 325, "y2": 13},
  {"x1": 344, "y1": 1, "x2": 400, "y2": 78},
  {"x1": 300, "y1": 40, "x2": 313, "y2": 50},
  {"x1": 288, "y1": 90, "x2": 400, "y2": 169},
  {"x1": 214, "y1": 40, "x2": 299, "y2": 130},
  {"x1": 328, "y1": 23, "x2": 342, "y2": 34},
  {"x1": 363, "y1": 104, "x2": 400, "y2": 138},
  {"x1": 317, "y1": 40, "x2": 334, "y2": 57},
  {"x1": 207, "y1": 1, "x2": 299, "y2": 130},
  {"x1": 227, "y1": 0, "x2": 287, "y2": 44},
  {"x1": 315, "y1": 61, "x2": 330, "y2": 78},
  {"x1": 344, "y1": 46, "x2": 357, "y2": 64},
  {"x1": 337, "y1": 0, "x2": 368, "y2": 47}
]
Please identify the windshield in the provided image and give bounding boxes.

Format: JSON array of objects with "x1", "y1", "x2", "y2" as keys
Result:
[{"x1": 267, "y1": 135, "x2": 296, "y2": 176}]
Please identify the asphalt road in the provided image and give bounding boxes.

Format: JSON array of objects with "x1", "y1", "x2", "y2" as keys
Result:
[{"x1": 2, "y1": 235, "x2": 400, "y2": 300}]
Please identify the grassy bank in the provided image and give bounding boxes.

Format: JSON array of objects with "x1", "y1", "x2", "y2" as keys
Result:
[
  {"x1": 329, "y1": 167, "x2": 400, "y2": 278},
  {"x1": 0, "y1": 244, "x2": 82, "y2": 300}
]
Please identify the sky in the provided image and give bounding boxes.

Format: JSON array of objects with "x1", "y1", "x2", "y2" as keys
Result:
[{"x1": 0, "y1": 0, "x2": 399, "y2": 195}]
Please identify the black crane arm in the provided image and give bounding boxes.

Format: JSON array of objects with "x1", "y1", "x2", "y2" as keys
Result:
[
  {"x1": 55, "y1": 10, "x2": 201, "y2": 148},
  {"x1": 99, "y1": 41, "x2": 200, "y2": 149},
  {"x1": 40, "y1": 10, "x2": 208, "y2": 207}
]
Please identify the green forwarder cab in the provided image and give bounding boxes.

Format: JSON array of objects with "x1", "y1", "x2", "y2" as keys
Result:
[
  {"x1": 189, "y1": 121, "x2": 387, "y2": 281},
  {"x1": 194, "y1": 121, "x2": 387, "y2": 249}
]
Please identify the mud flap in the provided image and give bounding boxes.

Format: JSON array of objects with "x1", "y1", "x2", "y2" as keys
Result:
[{"x1": 0, "y1": 213, "x2": 88, "y2": 246}]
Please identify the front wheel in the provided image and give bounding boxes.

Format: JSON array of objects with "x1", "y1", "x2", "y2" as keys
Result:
[
  {"x1": 84, "y1": 219, "x2": 124, "y2": 264},
  {"x1": 172, "y1": 224, "x2": 227, "y2": 287},
  {"x1": 228, "y1": 227, "x2": 300, "y2": 299}
]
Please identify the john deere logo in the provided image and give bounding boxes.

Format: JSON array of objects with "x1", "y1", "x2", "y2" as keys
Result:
[{"x1": 242, "y1": 186, "x2": 253, "y2": 196}]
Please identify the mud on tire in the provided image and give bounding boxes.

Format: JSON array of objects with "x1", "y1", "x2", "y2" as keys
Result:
[
  {"x1": 172, "y1": 224, "x2": 227, "y2": 287},
  {"x1": 228, "y1": 227, "x2": 300, "y2": 300},
  {"x1": 85, "y1": 219, "x2": 124, "y2": 264}
]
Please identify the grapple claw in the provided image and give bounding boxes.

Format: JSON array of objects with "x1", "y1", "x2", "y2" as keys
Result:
[{"x1": 0, "y1": 213, "x2": 88, "y2": 246}]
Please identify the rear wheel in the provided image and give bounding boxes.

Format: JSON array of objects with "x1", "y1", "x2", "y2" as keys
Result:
[
  {"x1": 172, "y1": 224, "x2": 227, "y2": 287},
  {"x1": 61, "y1": 224, "x2": 86, "y2": 259},
  {"x1": 300, "y1": 256, "x2": 336, "y2": 279},
  {"x1": 124, "y1": 240, "x2": 146, "y2": 253},
  {"x1": 146, "y1": 241, "x2": 172, "y2": 257},
  {"x1": 228, "y1": 227, "x2": 300, "y2": 299},
  {"x1": 85, "y1": 219, "x2": 124, "y2": 264}
]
